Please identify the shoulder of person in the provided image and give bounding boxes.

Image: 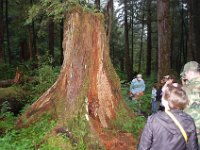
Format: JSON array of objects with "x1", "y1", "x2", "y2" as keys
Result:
[
  {"x1": 147, "y1": 112, "x2": 163, "y2": 123},
  {"x1": 131, "y1": 78, "x2": 137, "y2": 82}
]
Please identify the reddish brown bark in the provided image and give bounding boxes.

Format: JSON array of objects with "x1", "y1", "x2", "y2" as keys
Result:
[
  {"x1": 0, "y1": 70, "x2": 23, "y2": 87},
  {"x1": 19, "y1": 40, "x2": 30, "y2": 62},
  {"x1": 0, "y1": 0, "x2": 3, "y2": 63},
  {"x1": 157, "y1": 0, "x2": 171, "y2": 81},
  {"x1": 16, "y1": 9, "x2": 135, "y2": 149}
]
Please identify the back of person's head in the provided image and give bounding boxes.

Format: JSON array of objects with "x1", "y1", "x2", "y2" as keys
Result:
[
  {"x1": 163, "y1": 84, "x2": 189, "y2": 110},
  {"x1": 180, "y1": 61, "x2": 200, "y2": 76}
]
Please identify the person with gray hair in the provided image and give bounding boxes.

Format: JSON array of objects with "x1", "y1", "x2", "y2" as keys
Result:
[
  {"x1": 129, "y1": 74, "x2": 145, "y2": 100},
  {"x1": 180, "y1": 61, "x2": 200, "y2": 148}
]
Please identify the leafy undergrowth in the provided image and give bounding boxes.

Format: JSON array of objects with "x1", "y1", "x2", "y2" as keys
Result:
[
  {"x1": 0, "y1": 114, "x2": 57, "y2": 150},
  {"x1": 0, "y1": 64, "x2": 154, "y2": 149}
]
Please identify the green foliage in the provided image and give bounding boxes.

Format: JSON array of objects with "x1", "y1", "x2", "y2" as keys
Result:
[
  {"x1": 115, "y1": 68, "x2": 127, "y2": 80},
  {"x1": 136, "y1": 94, "x2": 152, "y2": 115},
  {"x1": 0, "y1": 63, "x2": 15, "y2": 80},
  {"x1": 0, "y1": 114, "x2": 56, "y2": 150},
  {"x1": 0, "y1": 102, "x2": 16, "y2": 134},
  {"x1": 67, "y1": 112, "x2": 88, "y2": 149},
  {"x1": 110, "y1": 101, "x2": 146, "y2": 137},
  {"x1": 0, "y1": 86, "x2": 26, "y2": 99},
  {"x1": 25, "y1": 0, "x2": 96, "y2": 25},
  {"x1": 22, "y1": 64, "x2": 60, "y2": 104},
  {"x1": 40, "y1": 135, "x2": 70, "y2": 150}
]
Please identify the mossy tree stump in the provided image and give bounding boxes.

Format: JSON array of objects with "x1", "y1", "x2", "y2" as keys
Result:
[{"x1": 17, "y1": 8, "x2": 135, "y2": 149}]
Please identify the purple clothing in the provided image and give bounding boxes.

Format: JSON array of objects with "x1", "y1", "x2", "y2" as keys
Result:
[{"x1": 138, "y1": 110, "x2": 198, "y2": 150}]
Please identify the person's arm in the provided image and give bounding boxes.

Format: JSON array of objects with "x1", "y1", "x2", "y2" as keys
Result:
[
  {"x1": 186, "y1": 123, "x2": 198, "y2": 150},
  {"x1": 141, "y1": 80, "x2": 145, "y2": 92},
  {"x1": 130, "y1": 79, "x2": 136, "y2": 94},
  {"x1": 138, "y1": 117, "x2": 153, "y2": 150}
]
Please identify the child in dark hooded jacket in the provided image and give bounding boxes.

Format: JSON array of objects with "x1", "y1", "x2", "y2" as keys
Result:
[{"x1": 138, "y1": 84, "x2": 198, "y2": 150}]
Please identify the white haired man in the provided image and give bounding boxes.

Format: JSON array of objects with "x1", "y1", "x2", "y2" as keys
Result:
[{"x1": 129, "y1": 74, "x2": 145, "y2": 100}]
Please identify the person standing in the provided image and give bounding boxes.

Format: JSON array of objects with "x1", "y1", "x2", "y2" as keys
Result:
[
  {"x1": 181, "y1": 61, "x2": 200, "y2": 148},
  {"x1": 151, "y1": 83, "x2": 157, "y2": 113},
  {"x1": 129, "y1": 74, "x2": 145, "y2": 100},
  {"x1": 138, "y1": 84, "x2": 198, "y2": 150}
]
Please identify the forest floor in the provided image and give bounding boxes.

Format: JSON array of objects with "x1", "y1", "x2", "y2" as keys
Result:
[
  {"x1": 97, "y1": 83, "x2": 149, "y2": 150},
  {"x1": 0, "y1": 81, "x2": 148, "y2": 150}
]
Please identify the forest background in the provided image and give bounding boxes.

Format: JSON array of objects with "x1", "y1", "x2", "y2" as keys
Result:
[{"x1": 0, "y1": 0, "x2": 200, "y2": 149}]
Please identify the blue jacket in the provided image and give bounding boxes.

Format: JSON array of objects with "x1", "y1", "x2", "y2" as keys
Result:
[{"x1": 130, "y1": 78, "x2": 145, "y2": 95}]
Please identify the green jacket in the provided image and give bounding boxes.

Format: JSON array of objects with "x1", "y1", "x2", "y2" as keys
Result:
[{"x1": 183, "y1": 77, "x2": 200, "y2": 134}]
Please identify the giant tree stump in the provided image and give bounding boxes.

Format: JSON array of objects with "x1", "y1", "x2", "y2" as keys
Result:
[{"x1": 17, "y1": 8, "x2": 135, "y2": 149}]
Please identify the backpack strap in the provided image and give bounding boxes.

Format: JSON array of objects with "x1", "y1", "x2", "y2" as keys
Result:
[{"x1": 165, "y1": 110, "x2": 188, "y2": 143}]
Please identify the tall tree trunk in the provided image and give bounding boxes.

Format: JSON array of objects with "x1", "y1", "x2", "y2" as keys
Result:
[
  {"x1": 146, "y1": 0, "x2": 152, "y2": 76},
  {"x1": 48, "y1": 19, "x2": 55, "y2": 66},
  {"x1": 187, "y1": 0, "x2": 200, "y2": 62},
  {"x1": 60, "y1": 19, "x2": 64, "y2": 65},
  {"x1": 124, "y1": 0, "x2": 133, "y2": 81},
  {"x1": 17, "y1": 10, "x2": 135, "y2": 149},
  {"x1": 30, "y1": 0, "x2": 37, "y2": 62},
  {"x1": 157, "y1": 0, "x2": 171, "y2": 81},
  {"x1": 32, "y1": 20, "x2": 37, "y2": 62},
  {"x1": 178, "y1": 1, "x2": 184, "y2": 71},
  {"x1": 106, "y1": 0, "x2": 113, "y2": 41},
  {"x1": 138, "y1": 3, "x2": 145, "y2": 73},
  {"x1": 5, "y1": 0, "x2": 11, "y2": 65},
  {"x1": 19, "y1": 39, "x2": 30, "y2": 62},
  {"x1": 28, "y1": 26, "x2": 33, "y2": 60},
  {"x1": 0, "y1": 0, "x2": 4, "y2": 63},
  {"x1": 95, "y1": 0, "x2": 100, "y2": 10},
  {"x1": 138, "y1": 21, "x2": 144, "y2": 73},
  {"x1": 171, "y1": 1, "x2": 175, "y2": 69},
  {"x1": 130, "y1": 1, "x2": 134, "y2": 72}
]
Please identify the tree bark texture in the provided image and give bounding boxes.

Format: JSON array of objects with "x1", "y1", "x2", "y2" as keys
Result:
[
  {"x1": 157, "y1": 0, "x2": 171, "y2": 81},
  {"x1": 48, "y1": 19, "x2": 55, "y2": 66},
  {"x1": 16, "y1": 10, "x2": 134, "y2": 149},
  {"x1": 187, "y1": 0, "x2": 200, "y2": 62},
  {"x1": 0, "y1": 0, "x2": 3, "y2": 63},
  {"x1": 124, "y1": 0, "x2": 133, "y2": 81},
  {"x1": 146, "y1": 0, "x2": 152, "y2": 76},
  {"x1": 5, "y1": 0, "x2": 11, "y2": 65},
  {"x1": 95, "y1": 0, "x2": 100, "y2": 10}
]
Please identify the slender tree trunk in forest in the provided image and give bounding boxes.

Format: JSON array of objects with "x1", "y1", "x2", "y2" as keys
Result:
[
  {"x1": 0, "y1": 0, "x2": 4, "y2": 63},
  {"x1": 5, "y1": 0, "x2": 11, "y2": 65},
  {"x1": 130, "y1": 1, "x2": 134, "y2": 72},
  {"x1": 60, "y1": 20, "x2": 64, "y2": 65},
  {"x1": 138, "y1": 21, "x2": 144, "y2": 73},
  {"x1": 32, "y1": 21, "x2": 37, "y2": 61},
  {"x1": 17, "y1": 10, "x2": 135, "y2": 149},
  {"x1": 28, "y1": 26, "x2": 33, "y2": 59},
  {"x1": 124, "y1": 0, "x2": 133, "y2": 81},
  {"x1": 138, "y1": 3, "x2": 145, "y2": 73},
  {"x1": 157, "y1": 0, "x2": 171, "y2": 81},
  {"x1": 179, "y1": 2, "x2": 185, "y2": 70},
  {"x1": 105, "y1": 0, "x2": 113, "y2": 41},
  {"x1": 48, "y1": 19, "x2": 55, "y2": 66},
  {"x1": 30, "y1": 0, "x2": 37, "y2": 62},
  {"x1": 146, "y1": 0, "x2": 152, "y2": 77},
  {"x1": 95, "y1": 0, "x2": 100, "y2": 10},
  {"x1": 171, "y1": 2, "x2": 175, "y2": 69},
  {"x1": 19, "y1": 39, "x2": 30, "y2": 62},
  {"x1": 187, "y1": 0, "x2": 200, "y2": 62}
]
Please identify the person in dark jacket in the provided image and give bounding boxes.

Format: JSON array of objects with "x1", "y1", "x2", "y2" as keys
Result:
[{"x1": 138, "y1": 84, "x2": 198, "y2": 150}]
